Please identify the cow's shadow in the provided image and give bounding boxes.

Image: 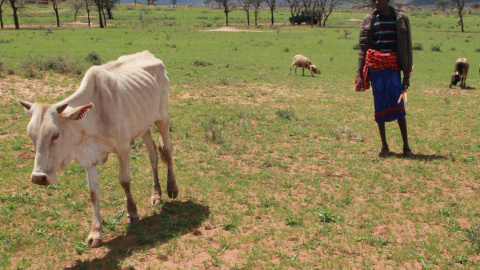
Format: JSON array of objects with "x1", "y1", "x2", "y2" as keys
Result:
[
  {"x1": 64, "y1": 200, "x2": 209, "y2": 270},
  {"x1": 390, "y1": 152, "x2": 449, "y2": 161}
]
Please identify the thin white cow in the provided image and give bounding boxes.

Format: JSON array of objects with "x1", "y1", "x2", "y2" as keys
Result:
[{"x1": 19, "y1": 51, "x2": 178, "y2": 248}]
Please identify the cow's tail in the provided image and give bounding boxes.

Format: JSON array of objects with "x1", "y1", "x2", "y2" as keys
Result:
[{"x1": 159, "y1": 146, "x2": 168, "y2": 165}]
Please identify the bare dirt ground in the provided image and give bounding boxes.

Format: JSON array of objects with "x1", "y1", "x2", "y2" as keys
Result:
[{"x1": 201, "y1": 26, "x2": 274, "y2": 32}]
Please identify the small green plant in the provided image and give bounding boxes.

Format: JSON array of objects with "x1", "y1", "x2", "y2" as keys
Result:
[
  {"x1": 318, "y1": 208, "x2": 341, "y2": 223},
  {"x1": 464, "y1": 226, "x2": 480, "y2": 251},
  {"x1": 352, "y1": 44, "x2": 360, "y2": 50},
  {"x1": 475, "y1": 48, "x2": 480, "y2": 53},
  {"x1": 286, "y1": 216, "x2": 303, "y2": 226}
]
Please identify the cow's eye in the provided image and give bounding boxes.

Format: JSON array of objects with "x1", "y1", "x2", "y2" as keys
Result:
[{"x1": 51, "y1": 133, "x2": 60, "y2": 142}]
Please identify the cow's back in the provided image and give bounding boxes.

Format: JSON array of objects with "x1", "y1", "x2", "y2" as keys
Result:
[{"x1": 64, "y1": 51, "x2": 169, "y2": 141}]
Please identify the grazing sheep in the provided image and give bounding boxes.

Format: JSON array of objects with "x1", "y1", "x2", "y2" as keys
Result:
[
  {"x1": 450, "y1": 57, "x2": 469, "y2": 89},
  {"x1": 289, "y1": 55, "x2": 319, "y2": 77}
]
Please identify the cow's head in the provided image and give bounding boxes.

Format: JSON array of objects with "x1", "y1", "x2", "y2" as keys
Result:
[
  {"x1": 19, "y1": 100, "x2": 94, "y2": 185},
  {"x1": 451, "y1": 73, "x2": 460, "y2": 86}
]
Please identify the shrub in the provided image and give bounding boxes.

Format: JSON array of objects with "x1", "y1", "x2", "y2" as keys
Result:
[
  {"x1": 0, "y1": 38, "x2": 12, "y2": 44},
  {"x1": 201, "y1": 118, "x2": 226, "y2": 145},
  {"x1": 192, "y1": 60, "x2": 212, "y2": 67},
  {"x1": 19, "y1": 55, "x2": 85, "y2": 77},
  {"x1": 352, "y1": 44, "x2": 360, "y2": 50},
  {"x1": 412, "y1": 42, "x2": 423, "y2": 50},
  {"x1": 275, "y1": 108, "x2": 295, "y2": 120},
  {"x1": 85, "y1": 51, "x2": 102, "y2": 65},
  {"x1": 475, "y1": 48, "x2": 480, "y2": 53},
  {"x1": 431, "y1": 44, "x2": 442, "y2": 52},
  {"x1": 19, "y1": 57, "x2": 40, "y2": 78},
  {"x1": 50, "y1": 54, "x2": 84, "y2": 75}
]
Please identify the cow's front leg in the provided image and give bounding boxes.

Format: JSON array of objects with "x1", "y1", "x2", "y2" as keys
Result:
[
  {"x1": 118, "y1": 149, "x2": 139, "y2": 223},
  {"x1": 86, "y1": 166, "x2": 103, "y2": 248}
]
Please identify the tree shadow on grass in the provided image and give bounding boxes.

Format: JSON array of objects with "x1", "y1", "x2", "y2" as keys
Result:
[{"x1": 64, "y1": 200, "x2": 210, "y2": 270}]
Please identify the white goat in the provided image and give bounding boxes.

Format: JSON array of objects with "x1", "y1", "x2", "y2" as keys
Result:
[
  {"x1": 450, "y1": 57, "x2": 469, "y2": 89},
  {"x1": 289, "y1": 55, "x2": 319, "y2": 77}
]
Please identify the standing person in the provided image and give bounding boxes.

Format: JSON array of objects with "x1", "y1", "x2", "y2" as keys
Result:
[{"x1": 355, "y1": 0, "x2": 414, "y2": 158}]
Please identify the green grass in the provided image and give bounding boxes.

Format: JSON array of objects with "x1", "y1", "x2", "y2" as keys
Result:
[{"x1": 1, "y1": 4, "x2": 480, "y2": 269}]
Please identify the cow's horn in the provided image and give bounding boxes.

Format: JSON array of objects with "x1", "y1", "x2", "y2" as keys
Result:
[
  {"x1": 19, "y1": 100, "x2": 33, "y2": 110},
  {"x1": 56, "y1": 103, "x2": 68, "y2": 114}
]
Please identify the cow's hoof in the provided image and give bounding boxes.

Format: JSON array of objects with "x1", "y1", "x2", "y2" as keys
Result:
[
  {"x1": 167, "y1": 185, "x2": 178, "y2": 199},
  {"x1": 150, "y1": 196, "x2": 162, "y2": 206},
  {"x1": 128, "y1": 216, "x2": 140, "y2": 224},
  {"x1": 168, "y1": 190, "x2": 179, "y2": 199},
  {"x1": 86, "y1": 237, "x2": 103, "y2": 248}
]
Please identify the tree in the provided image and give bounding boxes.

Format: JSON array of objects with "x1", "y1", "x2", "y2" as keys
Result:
[
  {"x1": 319, "y1": 0, "x2": 340, "y2": 27},
  {"x1": 0, "y1": 0, "x2": 5, "y2": 29},
  {"x1": 69, "y1": 0, "x2": 85, "y2": 21},
  {"x1": 170, "y1": 0, "x2": 177, "y2": 6},
  {"x1": 251, "y1": 0, "x2": 262, "y2": 26},
  {"x1": 146, "y1": 0, "x2": 157, "y2": 5},
  {"x1": 103, "y1": 0, "x2": 116, "y2": 19},
  {"x1": 285, "y1": 0, "x2": 301, "y2": 17},
  {"x1": 8, "y1": 0, "x2": 20, "y2": 29},
  {"x1": 216, "y1": 0, "x2": 233, "y2": 26},
  {"x1": 50, "y1": 0, "x2": 61, "y2": 27},
  {"x1": 450, "y1": 0, "x2": 471, "y2": 32},
  {"x1": 238, "y1": 0, "x2": 252, "y2": 26},
  {"x1": 84, "y1": 0, "x2": 93, "y2": 26},
  {"x1": 93, "y1": 0, "x2": 105, "y2": 28},
  {"x1": 435, "y1": 0, "x2": 450, "y2": 11},
  {"x1": 265, "y1": 0, "x2": 276, "y2": 25}
]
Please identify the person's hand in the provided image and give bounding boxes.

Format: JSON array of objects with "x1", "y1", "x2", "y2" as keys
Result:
[
  {"x1": 356, "y1": 72, "x2": 365, "y2": 91},
  {"x1": 402, "y1": 77, "x2": 410, "y2": 92}
]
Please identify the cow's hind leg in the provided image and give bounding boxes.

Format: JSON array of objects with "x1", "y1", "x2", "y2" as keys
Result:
[
  {"x1": 118, "y1": 147, "x2": 140, "y2": 223},
  {"x1": 155, "y1": 119, "x2": 178, "y2": 199},
  {"x1": 142, "y1": 130, "x2": 162, "y2": 205},
  {"x1": 86, "y1": 166, "x2": 103, "y2": 248}
]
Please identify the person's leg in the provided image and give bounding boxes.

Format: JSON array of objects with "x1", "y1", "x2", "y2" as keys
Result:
[
  {"x1": 397, "y1": 117, "x2": 414, "y2": 157},
  {"x1": 378, "y1": 121, "x2": 389, "y2": 157}
]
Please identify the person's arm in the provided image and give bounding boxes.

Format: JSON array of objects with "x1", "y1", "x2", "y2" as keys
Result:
[
  {"x1": 402, "y1": 15, "x2": 413, "y2": 92},
  {"x1": 356, "y1": 57, "x2": 366, "y2": 91},
  {"x1": 356, "y1": 15, "x2": 371, "y2": 91}
]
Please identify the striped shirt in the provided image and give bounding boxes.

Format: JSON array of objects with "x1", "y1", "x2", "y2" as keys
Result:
[{"x1": 372, "y1": 13, "x2": 397, "y2": 52}]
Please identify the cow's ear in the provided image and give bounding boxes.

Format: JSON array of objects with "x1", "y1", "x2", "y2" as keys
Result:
[
  {"x1": 63, "y1": 103, "x2": 94, "y2": 120},
  {"x1": 19, "y1": 100, "x2": 33, "y2": 114}
]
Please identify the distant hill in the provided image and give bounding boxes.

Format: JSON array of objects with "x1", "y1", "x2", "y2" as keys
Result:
[
  {"x1": 412, "y1": 0, "x2": 480, "y2": 6},
  {"x1": 121, "y1": 0, "x2": 206, "y2": 6},
  {"x1": 119, "y1": 0, "x2": 480, "y2": 7}
]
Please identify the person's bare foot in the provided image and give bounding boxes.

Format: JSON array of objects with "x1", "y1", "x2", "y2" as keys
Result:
[
  {"x1": 403, "y1": 147, "x2": 415, "y2": 157},
  {"x1": 379, "y1": 147, "x2": 390, "y2": 158}
]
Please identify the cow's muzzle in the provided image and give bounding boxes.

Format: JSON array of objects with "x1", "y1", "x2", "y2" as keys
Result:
[{"x1": 31, "y1": 173, "x2": 51, "y2": 185}]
